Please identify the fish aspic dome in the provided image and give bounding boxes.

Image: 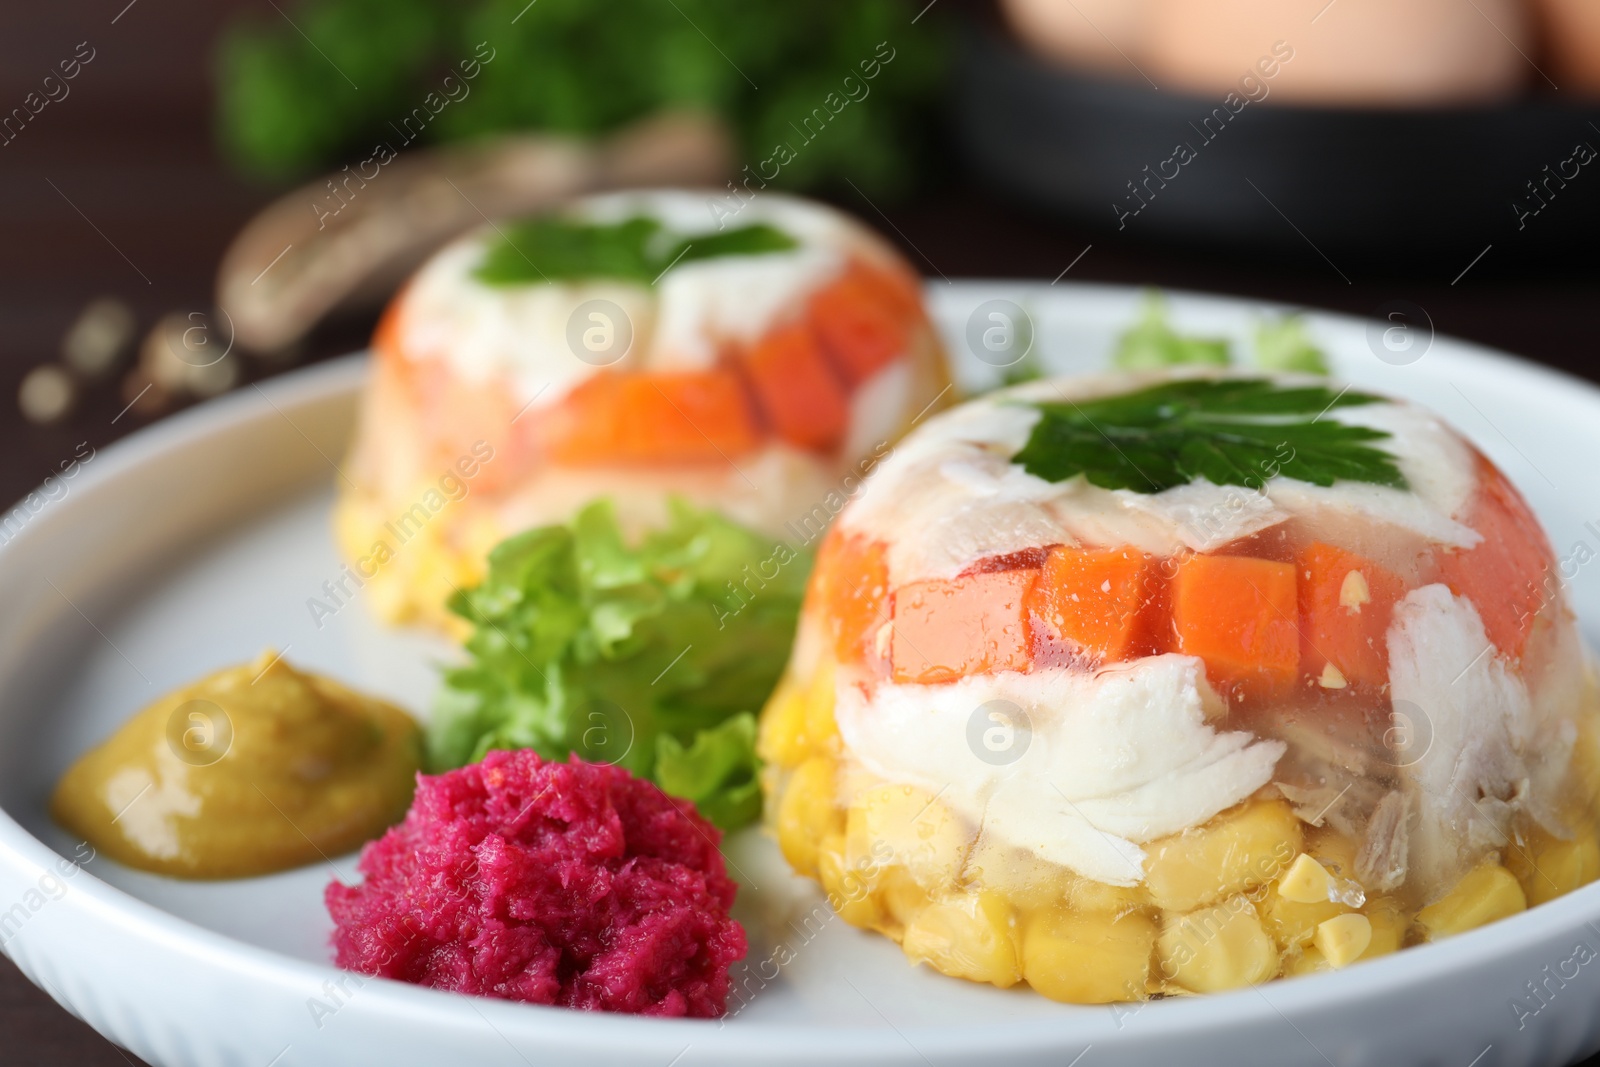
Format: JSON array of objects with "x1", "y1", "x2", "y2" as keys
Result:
[
  {"x1": 336, "y1": 189, "x2": 949, "y2": 628},
  {"x1": 759, "y1": 369, "x2": 1599, "y2": 1002}
]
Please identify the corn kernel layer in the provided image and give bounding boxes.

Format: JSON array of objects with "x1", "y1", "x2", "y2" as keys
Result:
[{"x1": 758, "y1": 650, "x2": 1600, "y2": 1003}]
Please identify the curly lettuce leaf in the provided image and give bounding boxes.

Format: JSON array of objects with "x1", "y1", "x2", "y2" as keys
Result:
[
  {"x1": 1113, "y1": 291, "x2": 1232, "y2": 370},
  {"x1": 656, "y1": 713, "x2": 762, "y2": 830},
  {"x1": 430, "y1": 498, "x2": 809, "y2": 829},
  {"x1": 1254, "y1": 315, "x2": 1330, "y2": 374},
  {"x1": 1111, "y1": 291, "x2": 1331, "y2": 376}
]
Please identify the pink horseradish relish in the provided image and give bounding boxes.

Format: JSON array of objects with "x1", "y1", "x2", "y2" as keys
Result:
[{"x1": 325, "y1": 749, "x2": 746, "y2": 1017}]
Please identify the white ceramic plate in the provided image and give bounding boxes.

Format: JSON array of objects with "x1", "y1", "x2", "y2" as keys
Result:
[{"x1": 4, "y1": 283, "x2": 1600, "y2": 1067}]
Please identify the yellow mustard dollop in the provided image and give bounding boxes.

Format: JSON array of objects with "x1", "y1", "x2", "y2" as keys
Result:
[{"x1": 51, "y1": 651, "x2": 421, "y2": 879}]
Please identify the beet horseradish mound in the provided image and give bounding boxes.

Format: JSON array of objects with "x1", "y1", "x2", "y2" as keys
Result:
[
  {"x1": 326, "y1": 750, "x2": 745, "y2": 1017},
  {"x1": 760, "y1": 370, "x2": 1600, "y2": 1002}
]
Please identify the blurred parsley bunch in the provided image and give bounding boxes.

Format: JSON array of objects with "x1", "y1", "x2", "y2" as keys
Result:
[{"x1": 216, "y1": 0, "x2": 949, "y2": 195}]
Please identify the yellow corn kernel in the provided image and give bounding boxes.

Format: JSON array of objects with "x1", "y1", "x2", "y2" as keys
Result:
[
  {"x1": 818, "y1": 833, "x2": 885, "y2": 930},
  {"x1": 1157, "y1": 896, "x2": 1280, "y2": 994},
  {"x1": 1278, "y1": 853, "x2": 1333, "y2": 904},
  {"x1": 964, "y1": 839, "x2": 1063, "y2": 912},
  {"x1": 1570, "y1": 686, "x2": 1600, "y2": 818},
  {"x1": 876, "y1": 866, "x2": 931, "y2": 937},
  {"x1": 1313, "y1": 913, "x2": 1372, "y2": 968},
  {"x1": 903, "y1": 890, "x2": 1021, "y2": 988},
  {"x1": 1362, "y1": 897, "x2": 1407, "y2": 958},
  {"x1": 1067, "y1": 874, "x2": 1149, "y2": 915},
  {"x1": 1145, "y1": 800, "x2": 1303, "y2": 912},
  {"x1": 965, "y1": 838, "x2": 1145, "y2": 915},
  {"x1": 1262, "y1": 885, "x2": 1347, "y2": 950},
  {"x1": 1339, "y1": 569, "x2": 1370, "y2": 610},
  {"x1": 1022, "y1": 907, "x2": 1156, "y2": 1004},
  {"x1": 834, "y1": 760, "x2": 886, "y2": 808},
  {"x1": 845, "y1": 783, "x2": 970, "y2": 890},
  {"x1": 1507, "y1": 825, "x2": 1600, "y2": 907},
  {"x1": 1417, "y1": 861, "x2": 1526, "y2": 940},
  {"x1": 1306, "y1": 827, "x2": 1360, "y2": 883},
  {"x1": 1266, "y1": 834, "x2": 1366, "y2": 952},
  {"x1": 776, "y1": 756, "x2": 841, "y2": 878},
  {"x1": 1292, "y1": 895, "x2": 1408, "y2": 972},
  {"x1": 1283, "y1": 945, "x2": 1329, "y2": 978},
  {"x1": 803, "y1": 656, "x2": 839, "y2": 750},
  {"x1": 758, "y1": 677, "x2": 811, "y2": 769}
]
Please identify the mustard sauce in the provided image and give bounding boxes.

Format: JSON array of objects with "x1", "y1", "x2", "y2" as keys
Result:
[{"x1": 51, "y1": 652, "x2": 420, "y2": 879}]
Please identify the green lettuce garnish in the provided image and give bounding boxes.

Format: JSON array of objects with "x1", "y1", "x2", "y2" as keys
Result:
[
  {"x1": 1254, "y1": 315, "x2": 1330, "y2": 374},
  {"x1": 1112, "y1": 291, "x2": 1331, "y2": 375},
  {"x1": 1113, "y1": 292, "x2": 1231, "y2": 370},
  {"x1": 656, "y1": 713, "x2": 762, "y2": 830},
  {"x1": 430, "y1": 498, "x2": 808, "y2": 829}
]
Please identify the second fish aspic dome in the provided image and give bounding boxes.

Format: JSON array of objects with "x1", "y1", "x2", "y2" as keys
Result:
[
  {"x1": 760, "y1": 370, "x2": 1600, "y2": 1002},
  {"x1": 336, "y1": 190, "x2": 948, "y2": 627}
]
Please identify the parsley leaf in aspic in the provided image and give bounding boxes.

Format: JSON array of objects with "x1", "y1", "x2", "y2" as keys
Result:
[
  {"x1": 474, "y1": 215, "x2": 798, "y2": 286},
  {"x1": 1011, "y1": 378, "x2": 1409, "y2": 494}
]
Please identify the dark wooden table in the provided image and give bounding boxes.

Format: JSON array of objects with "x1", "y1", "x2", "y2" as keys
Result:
[{"x1": 4, "y1": 2, "x2": 1600, "y2": 1065}]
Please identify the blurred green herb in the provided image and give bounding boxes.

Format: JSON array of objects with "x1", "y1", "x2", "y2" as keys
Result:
[
  {"x1": 1254, "y1": 315, "x2": 1331, "y2": 374},
  {"x1": 474, "y1": 216, "x2": 797, "y2": 286},
  {"x1": 1112, "y1": 291, "x2": 1332, "y2": 375},
  {"x1": 216, "y1": 0, "x2": 949, "y2": 196},
  {"x1": 1112, "y1": 291, "x2": 1232, "y2": 370}
]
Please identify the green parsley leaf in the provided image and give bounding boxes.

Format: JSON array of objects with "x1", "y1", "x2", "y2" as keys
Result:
[
  {"x1": 1255, "y1": 315, "x2": 1330, "y2": 374},
  {"x1": 1011, "y1": 378, "x2": 1408, "y2": 494},
  {"x1": 680, "y1": 224, "x2": 800, "y2": 263},
  {"x1": 473, "y1": 215, "x2": 798, "y2": 286},
  {"x1": 1113, "y1": 291, "x2": 1232, "y2": 370}
]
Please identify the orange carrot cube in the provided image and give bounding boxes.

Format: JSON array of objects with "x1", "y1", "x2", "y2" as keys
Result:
[
  {"x1": 817, "y1": 531, "x2": 891, "y2": 667},
  {"x1": 1297, "y1": 542, "x2": 1405, "y2": 688},
  {"x1": 1027, "y1": 547, "x2": 1153, "y2": 662},
  {"x1": 742, "y1": 322, "x2": 850, "y2": 453},
  {"x1": 547, "y1": 370, "x2": 760, "y2": 464},
  {"x1": 891, "y1": 569, "x2": 1037, "y2": 684},
  {"x1": 1172, "y1": 555, "x2": 1299, "y2": 699},
  {"x1": 809, "y1": 260, "x2": 914, "y2": 387}
]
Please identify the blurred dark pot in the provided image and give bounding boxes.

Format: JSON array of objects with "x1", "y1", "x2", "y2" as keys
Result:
[{"x1": 955, "y1": 26, "x2": 1600, "y2": 279}]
